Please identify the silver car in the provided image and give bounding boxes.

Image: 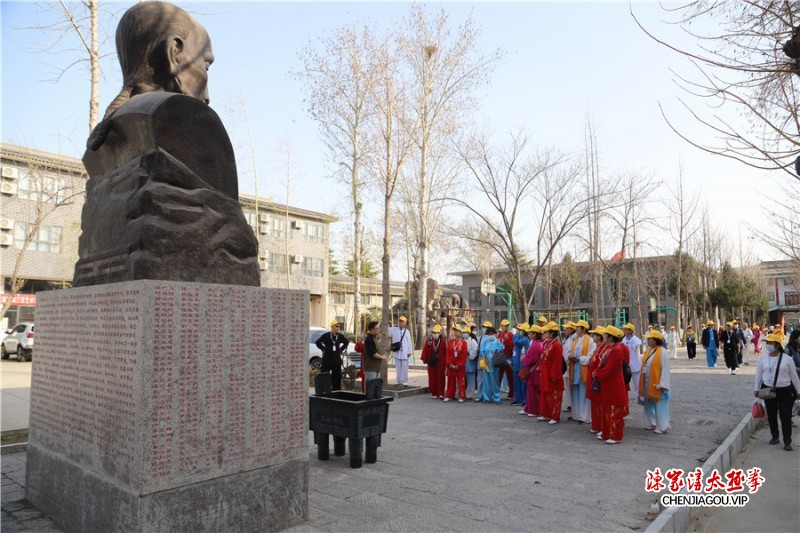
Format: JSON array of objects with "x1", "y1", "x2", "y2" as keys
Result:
[{"x1": 2, "y1": 323, "x2": 34, "y2": 362}]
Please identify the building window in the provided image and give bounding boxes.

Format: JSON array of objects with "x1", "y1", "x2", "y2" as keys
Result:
[
  {"x1": 14, "y1": 223, "x2": 62, "y2": 253},
  {"x1": 786, "y1": 292, "x2": 800, "y2": 305},
  {"x1": 270, "y1": 217, "x2": 287, "y2": 239},
  {"x1": 361, "y1": 294, "x2": 371, "y2": 305},
  {"x1": 579, "y1": 279, "x2": 593, "y2": 303},
  {"x1": 243, "y1": 212, "x2": 258, "y2": 233},
  {"x1": 468, "y1": 287, "x2": 482, "y2": 307},
  {"x1": 17, "y1": 171, "x2": 67, "y2": 203},
  {"x1": 268, "y1": 252, "x2": 287, "y2": 274},
  {"x1": 303, "y1": 222, "x2": 324, "y2": 244},
  {"x1": 332, "y1": 293, "x2": 345, "y2": 304},
  {"x1": 302, "y1": 257, "x2": 324, "y2": 278}
]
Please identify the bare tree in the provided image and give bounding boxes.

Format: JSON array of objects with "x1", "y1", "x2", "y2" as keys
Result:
[
  {"x1": 633, "y1": 2, "x2": 800, "y2": 178},
  {"x1": 298, "y1": 25, "x2": 374, "y2": 335},
  {"x1": 402, "y1": 5, "x2": 502, "y2": 345},
  {"x1": 1, "y1": 154, "x2": 82, "y2": 317},
  {"x1": 668, "y1": 166, "x2": 700, "y2": 333}
]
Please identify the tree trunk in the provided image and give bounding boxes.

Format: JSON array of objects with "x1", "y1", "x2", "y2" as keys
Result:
[
  {"x1": 381, "y1": 189, "x2": 392, "y2": 384},
  {"x1": 415, "y1": 133, "x2": 428, "y2": 349},
  {"x1": 353, "y1": 153, "x2": 362, "y2": 336}
]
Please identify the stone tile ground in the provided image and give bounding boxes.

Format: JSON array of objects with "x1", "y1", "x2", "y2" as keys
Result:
[{"x1": 2, "y1": 355, "x2": 760, "y2": 532}]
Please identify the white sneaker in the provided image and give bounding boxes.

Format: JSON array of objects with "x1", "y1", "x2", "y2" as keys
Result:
[
  {"x1": 606, "y1": 439, "x2": 619, "y2": 444},
  {"x1": 458, "y1": 399, "x2": 464, "y2": 403},
  {"x1": 589, "y1": 429, "x2": 599, "y2": 433},
  {"x1": 473, "y1": 398, "x2": 481, "y2": 402},
  {"x1": 443, "y1": 398, "x2": 451, "y2": 403},
  {"x1": 596, "y1": 434, "x2": 605, "y2": 440},
  {"x1": 548, "y1": 419, "x2": 558, "y2": 424},
  {"x1": 518, "y1": 409, "x2": 527, "y2": 415},
  {"x1": 653, "y1": 429, "x2": 664, "y2": 434},
  {"x1": 537, "y1": 416, "x2": 547, "y2": 421},
  {"x1": 527, "y1": 413, "x2": 537, "y2": 417}
]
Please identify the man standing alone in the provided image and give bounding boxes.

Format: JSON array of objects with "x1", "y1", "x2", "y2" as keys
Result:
[
  {"x1": 315, "y1": 320, "x2": 350, "y2": 390},
  {"x1": 701, "y1": 320, "x2": 719, "y2": 368},
  {"x1": 389, "y1": 316, "x2": 413, "y2": 386}
]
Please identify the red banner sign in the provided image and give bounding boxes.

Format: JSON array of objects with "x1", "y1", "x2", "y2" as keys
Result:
[{"x1": 0, "y1": 293, "x2": 36, "y2": 307}]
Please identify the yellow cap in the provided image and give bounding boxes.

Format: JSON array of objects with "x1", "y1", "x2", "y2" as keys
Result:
[
  {"x1": 707, "y1": 320, "x2": 714, "y2": 326},
  {"x1": 516, "y1": 323, "x2": 530, "y2": 332},
  {"x1": 399, "y1": 316, "x2": 407, "y2": 322},
  {"x1": 482, "y1": 320, "x2": 493, "y2": 328},
  {"x1": 329, "y1": 319, "x2": 342, "y2": 328},
  {"x1": 606, "y1": 326, "x2": 624, "y2": 338},
  {"x1": 590, "y1": 326, "x2": 607, "y2": 335},
  {"x1": 765, "y1": 333, "x2": 782, "y2": 344},
  {"x1": 500, "y1": 319, "x2": 510, "y2": 326},
  {"x1": 537, "y1": 315, "x2": 548, "y2": 324},
  {"x1": 544, "y1": 321, "x2": 560, "y2": 332},
  {"x1": 670, "y1": 326, "x2": 675, "y2": 330},
  {"x1": 529, "y1": 324, "x2": 543, "y2": 334},
  {"x1": 726, "y1": 321, "x2": 733, "y2": 326},
  {"x1": 432, "y1": 325, "x2": 442, "y2": 333},
  {"x1": 564, "y1": 321, "x2": 576, "y2": 330},
  {"x1": 575, "y1": 320, "x2": 590, "y2": 330},
  {"x1": 644, "y1": 330, "x2": 663, "y2": 340},
  {"x1": 623, "y1": 323, "x2": 635, "y2": 332}
]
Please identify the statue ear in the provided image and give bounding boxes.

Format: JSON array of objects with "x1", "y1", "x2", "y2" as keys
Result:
[{"x1": 166, "y1": 36, "x2": 184, "y2": 76}]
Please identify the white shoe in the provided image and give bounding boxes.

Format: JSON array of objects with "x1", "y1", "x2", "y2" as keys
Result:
[
  {"x1": 528, "y1": 413, "x2": 537, "y2": 417},
  {"x1": 537, "y1": 416, "x2": 547, "y2": 421},
  {"x1": 518, "y1": 409, "x2": 527, "y2": 415},
  {"x1": 474, "y1": 398, "x2": 481, "y2": 402},
  {"x1": 589, "y1": 429, "x2": 599, "y2": 433},
  {"x1": 458, "y1": 399, "x2": 464, "y2": 403},
  {"x1": 431, "y1": 395, "x2": 438, "y2": 399},
  {"x1": 548, "y1": 419, "x2": 558, "y2": 424},
  {"x1": 606, "y1": 439, "x2": 619, "y2": 444},
  {"x1": 653, "y1": 429, "x2": 664, "y2": 434},
  {"x1": 596, "y1": 434, "x2": 605, "y2": 440},
  {"x1": 443, "y1": 398, "x2": 451, "y2": 403}
]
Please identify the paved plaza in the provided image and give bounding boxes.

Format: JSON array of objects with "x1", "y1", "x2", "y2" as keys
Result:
[{"x1": 2, "y1": 352, "x2": 794, "y2": 532}]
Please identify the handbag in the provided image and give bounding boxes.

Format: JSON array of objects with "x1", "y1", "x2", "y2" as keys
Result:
[
  {"x1": 492, "y1": 349, "x2": 507, "y2": 367},
  {"x1": 757, "y1": 353, "x2": 783, "y2": 400},
  {"x1": 518, "y1": 366, "x2": 531, "y2": 379},
  {"x1": 591, "y1": 377, "x2": 601, "y2": 393},
  {"x1": 752, "y1": 399, "x2": 765, "y2": 418},
  {"x1": 391, "y1": 329, "x2": 406, "y2": 353}
]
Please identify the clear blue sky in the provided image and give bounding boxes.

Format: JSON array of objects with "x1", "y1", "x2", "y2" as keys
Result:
[{"x1": 1, "y1": 1, "x2": 782, "y2": 279}]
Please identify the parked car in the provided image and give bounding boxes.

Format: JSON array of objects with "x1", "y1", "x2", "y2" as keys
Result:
[
  {"x1": 308, "y1": 326, "x2": 357, "y2": 371},
  {"x1": 2, "y1": 323, "x2": 34, "y2": 362}
]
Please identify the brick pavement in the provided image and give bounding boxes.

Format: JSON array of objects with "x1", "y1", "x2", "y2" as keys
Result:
[{"x1": 2, "y1": 353, "x2": 760, "y2": 532}]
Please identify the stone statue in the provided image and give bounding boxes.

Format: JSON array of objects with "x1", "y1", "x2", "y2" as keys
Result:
[{"x1": 74, "y1": 1, "x2": 260, "y2": 287}]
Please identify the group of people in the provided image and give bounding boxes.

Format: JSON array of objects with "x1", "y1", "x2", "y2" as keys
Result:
[
  {"x1": 701, "y1": 320, "x2": 789, "y2": 375},
  {"x1": 416, "y1": 316, "x2": 670, "y2": 444}
]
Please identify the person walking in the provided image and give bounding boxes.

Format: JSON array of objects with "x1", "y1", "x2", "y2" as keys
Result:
[
  {"x1": 741, "y1": 321, "x2": 754, "y2": 365},
  {"x1": 592, "y1": 326, "x2": 628, "y2": 444},
  {"x1": 666, "y1": 326, "x2": 679, "y2": 359},
  {"x1": 701, "y1": 320, "x2": 719, "y2": 368},
  {"x1": 362, "y1": 321, "x2": 388, "y2": 382},
  {"x1": 622, "y1": 323, "x2": 643, "y2": 395},
  {"x1": 721, "y1": 321, "x2": 740, "y2": 375},
  {"x1": 733, "y1": 321, "x2": 746, "y2": 366},
  {"x1": 478, "y1": 327, "x2": 503, "y2": 404},
  {"x1": 444, "y1": 325, "x2": 468, "y2": 402},
  {"x1": 754, "y1": 333, "x2": 800, "y2": 451},
  {"x1": 538, "y1": 322, "x2": 565, "y2": 424},
  {"x1": 421, "y1": 324, "x2": 447, "y2": 399},
  {"x1": 512, "y1": 323, "x2": 531, "y2": 407},
  {"x1": 389, "y1": 316, "x2": 413, "y2": 386},
  {"x1": 639, "y1": 330, "x2": 671, "y2": 434},
  {"x1": 520, "y1": 325, "x2": 544, "y2": 417},
  {"x1": 753, "y1": 324, "x2": 762, "y2": 357},
  {"x1": 315, "y1": 319, "x2": 350, "y2": 391},
  {"x1": 685, "y1": 326, "x2": 697, "y2": 360}
]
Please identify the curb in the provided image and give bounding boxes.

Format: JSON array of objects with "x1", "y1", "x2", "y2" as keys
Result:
[{"x1": 644, "y1": 413, "x2": 763, "y2": 533}]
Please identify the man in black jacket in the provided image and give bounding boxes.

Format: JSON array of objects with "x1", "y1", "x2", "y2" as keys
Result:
[
  {"x1": 315, "y1": 320, "x2": 350, "y2": 390},
  {"x1": 720, "y1": 322, "x2": 739, "y2": 375}
]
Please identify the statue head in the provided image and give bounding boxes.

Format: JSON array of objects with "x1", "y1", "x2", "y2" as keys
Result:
[{"x1": 104, "y1": 2, "x2": 213, "y2": 119}]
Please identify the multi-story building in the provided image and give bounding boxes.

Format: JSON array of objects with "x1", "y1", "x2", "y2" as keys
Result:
[
  {"x1": 1, "y1": 143, "x2": 338, "y2": 330},
  {"x1": 450, "y1": 256, "x2": 680, "y2": 331},
  {"x1": 328, "y1": 275, "x2": 406, "y2": 333},
  {"x1": 760, "y1": 259, "x2": 800, "y2": 326}
]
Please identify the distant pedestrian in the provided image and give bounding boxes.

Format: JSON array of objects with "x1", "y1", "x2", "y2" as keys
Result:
[
  {"x1": 721, "y1": 322, "x2": 740, "y2": 375},
  {"x1": 444, "y1": 325, "x2": 468, "y2": 402},
  {"x1": 622, "y1": 323, "x2": 643, "y2": 395},
  {"x1": 389, "y1": 316, "x2": 413, "y2": 386},
  {"x1": 685, "y1": 326, "x2": 697, "y2": 360},
  {"x1": 421, "y1": 324, "x2": 447, "y2": 399},
  {"x1": 315, "y1": 319, "x2": 350, "y2": 390},
  {"x1": 362, "y1": 321, "x2": 387, "y2": 381},
  {"x1": 701, "y1": 320, "x2": 719, "y2": 368},
  {"x1": 754, "y1": 333, "x2": 800, "y2": 451},
  {"x1": 666, "y1": 327, "x2": 679, "y2": 359},
  {"x1": 464, "y1": 324, "x2": 480, "y2": 399}
]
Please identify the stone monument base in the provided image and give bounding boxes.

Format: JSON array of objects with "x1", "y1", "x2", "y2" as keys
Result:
[{"x1": 26, "y1": 280, "x2": 309, "y2": 532}]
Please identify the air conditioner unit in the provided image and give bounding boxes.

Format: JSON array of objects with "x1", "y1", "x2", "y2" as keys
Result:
[
  {"x1": 0, "y1": 182, "x2": 17, "y2": 195},
  {"x1": 0, "y1": 234, "x2": 13, "y2": 247},
  {"x1": 291, "y1": 221, "x2": 301, "y2": 230},
  {"x1": 259, "y1": 213, "x2": 269, "y2": 222},
  {"x1": 1, "y1": 167, "x2": 19, "y2": 180},
  {"x1": 258, "y1": 249, "x2": 268, "y2": 259},
  {"x1": 0, "y1": 218, "x2": 13, "y2": 230},
  {"x1": 259, "y1": 261, "x2": 268, "y2": 271},
  {"x1": 292, "y1": 255, "x2": 304, "y2": 264},
  {"x1": 259, "y1": 224, "x2": 268, "y2": 234}
]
